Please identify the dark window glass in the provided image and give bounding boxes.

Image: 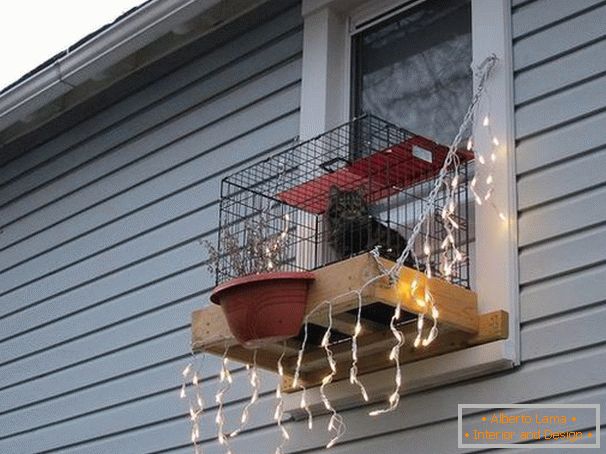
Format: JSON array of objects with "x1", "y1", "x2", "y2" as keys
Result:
[{"x1": 352, "y1": 0, "x2": 472, "y2": 145}]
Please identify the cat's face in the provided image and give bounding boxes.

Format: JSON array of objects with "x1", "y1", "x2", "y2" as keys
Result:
[{"x1": 327, "y1": 186, "x2": 369, "y2": 222}]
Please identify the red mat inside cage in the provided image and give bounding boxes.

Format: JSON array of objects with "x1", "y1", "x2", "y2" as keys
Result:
[{"x1": 276, "y1": 135, "x2": 472, "y2": 214}]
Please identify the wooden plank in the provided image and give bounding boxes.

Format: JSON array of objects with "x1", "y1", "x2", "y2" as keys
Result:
[
  {"x1": 284, "y1": 310, "x2": 507, "y2": 389},
  {"x1": 320, "y1": 312, "x2": 385, "y2": 335},
  {"x1": 192, "y1": 254, "x2": 492, "y2": 391},
  {"x1": 372, "y1": 257, "x2": 479, "y2": 333},
  {"x1": 191, "y1": 306, "x2": 236, "y2": 350},
  {"x1": 304, "y1": 253, "x2": 378, "y2": 319},
  {"x1": 192, "y1": 254, "x2": 479, "y2": 352},
  {"x1": 205, "y1": 345, "x2": 285, "y2": 374},
  {"x1": 306, "y1": 254, "x2": 478, "y2": 333}
]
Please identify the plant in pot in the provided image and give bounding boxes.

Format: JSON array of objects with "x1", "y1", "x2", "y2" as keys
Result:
[{"x1": 204, "y1": 212, "x2": 314, "y2": 348}]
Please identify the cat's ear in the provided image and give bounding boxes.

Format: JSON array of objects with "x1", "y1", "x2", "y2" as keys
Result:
[{"x1": 328, "y1": 185, "x2": 341, "y2": 199}]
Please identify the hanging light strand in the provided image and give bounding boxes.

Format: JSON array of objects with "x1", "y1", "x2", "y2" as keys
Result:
[
  {"x1": 319, "y1": 301, "x2": 346, "y2": 448},
  {"x1": 216, "y1": 345, "x2": 233, "y2": 454},
  {"x1": 274, "y1": 343, "x2": 289, "y2": 454},
  {"x1": 230, "y1": 349, "x2": 260, "y2": 438},
  {"x1": 368, "y1": 289, "x2": 405, "y2": 416},
  {"x1": 292, "y1": 318, "x2": 313, "y2": 430},
  {"x1": 349, "y1": 290, "x2": 369, "y2": 402},
  {"x1": 182, "y1": 350, "x2": 206, "y2": 454}
]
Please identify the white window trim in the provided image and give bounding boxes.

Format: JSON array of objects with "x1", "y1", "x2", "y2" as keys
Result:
[{"x1": 287, "y1": 0, "x2": 519, "y2": 415}]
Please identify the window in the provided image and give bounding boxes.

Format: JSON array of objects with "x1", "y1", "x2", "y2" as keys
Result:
[
  {"x1": 351, "y1": 0, "x2": 472, "y2": 146},
  {"x1": 350, "y1": 0, "x2": 474, "y2": 289},
  {"x1": 290, "y1": 0, "x2": 519, "y2": 413}
]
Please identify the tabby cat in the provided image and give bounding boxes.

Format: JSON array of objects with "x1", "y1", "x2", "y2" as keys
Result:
[{"x1": 326, "y1": 186, "x2": 413, "y2": 265}]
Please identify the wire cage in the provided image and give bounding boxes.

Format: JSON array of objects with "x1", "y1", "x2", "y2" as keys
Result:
[{"x1": 214, "y1": 114, "x2": 472, "y2": 288}]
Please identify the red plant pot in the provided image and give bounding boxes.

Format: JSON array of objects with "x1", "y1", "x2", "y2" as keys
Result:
[{"x1": 210, "y1": 272, "x2": 315, "y2": 348}]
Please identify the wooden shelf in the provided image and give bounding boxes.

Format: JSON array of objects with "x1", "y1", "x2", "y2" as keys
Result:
[{"x1": 192, "y1": 254, "x2": 508, "y2": 389}]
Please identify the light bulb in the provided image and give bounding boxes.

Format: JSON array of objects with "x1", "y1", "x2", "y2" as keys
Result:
[
  {"x1": 417, "y1": 315, "x2": 424, "y2": 330},
  {"x1": 432, "y1": 306, "x2": 439, "y2": 319},
  {"x1": 354, "y1": 322, "x2": 362, "y2": 336},
  {"x1": 423, "y1": 242, "x2": 431, "y2": 256}
]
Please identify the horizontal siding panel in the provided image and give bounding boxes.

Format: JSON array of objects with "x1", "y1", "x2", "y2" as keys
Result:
[
  {"x1": 4, "y1": 293, "x2": 600, "y2": 446},
  {"x1": 0, "y1": 354, "x2": 242, "y2": 438},
  {"x1": 515, "y1": 74, "x2": 606, "y2": 139},
  {"x1": 518, "y1": 184, "x2": 606, "y2": 246},
  {"x1": 0, "y1": 95, "x2": 301, "y2": 318},
  {"x1": 296, "y1": 386, "x2": 606, "y2": 454},
  {"x1": 514, "y1": 38, "x2": 606, "y2": 105},
  {"x1": 60, "y1": 346, "x2": 606, "y2": 453},
  {"x1": 0, "y1": 371, "x2": 278, "y2": 453},
  {"x1": 284, "y1": 348, "x2": 606, "y2": 453},
  {"x1": 512, "y1": 0, "x2": 604, "y2": 39},
  {"x1": 0, "y1": 5, "x2": 302, "y2": 198},
  {"x1": 517, "y1": 148, "x2": 606, "y2": 210},
  {"x1": 58, "y1": 399, "x2": 280, "y2": 454},
  {"x1": 515, "y1": 109, "x2": 606, "y2": 174},
  {"x1": 519, "y1": 224, "x2": 606, "y2": 284},
  {"x1": 0, "y1": 281, "x2": 208, "y2": 377},
  {"x1": 0, "y1": 327, "x2": 194, "y2": 410},
  {"x1": 0, "y1": 120, "x2": 298, "y2": 342},
  {"x1": 513, "y1": 3, "x2": 606, "y2": 71},
  {"x1": 0, "y1": 32, "x2": 302, "y2": 245},
  {"x1": 0, "y1": 60, "x2": 301, "y2": 282},
  {"x1": 521, "y1": 263, "x2": 606, "y2": 322},
  {"x1": 522, "y1": 304, "x2": 606, "y2": 361},
  {"x1": 0, "y1": 3, "x2": 306, "y2": 452}
]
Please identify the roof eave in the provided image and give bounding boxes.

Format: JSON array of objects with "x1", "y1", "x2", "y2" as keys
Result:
[{"x1": 0, "y1": 0, "x2": 266, "y2": 146}]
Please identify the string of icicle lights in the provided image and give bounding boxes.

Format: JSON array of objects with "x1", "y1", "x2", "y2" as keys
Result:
[{"x1": 182, "y1": 53, "x2": 505, "y2": 453}]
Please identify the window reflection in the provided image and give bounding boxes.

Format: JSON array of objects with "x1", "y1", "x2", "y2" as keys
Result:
[{"x1": 353, "y1": 0, "x2": 472, "y2": 145}]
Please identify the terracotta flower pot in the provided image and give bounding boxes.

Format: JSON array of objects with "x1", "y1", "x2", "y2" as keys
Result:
[{"x1": 210, "y1": 271, "x2": 315, "y2": 348}]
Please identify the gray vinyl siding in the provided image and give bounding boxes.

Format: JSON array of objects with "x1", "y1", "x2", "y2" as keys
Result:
[
  {"x1": 0, "y1": 2, "x2": 301, "y2": 452},
  {"x1": 0, "y1": 1, "x2": 605, "y2": 453}
]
